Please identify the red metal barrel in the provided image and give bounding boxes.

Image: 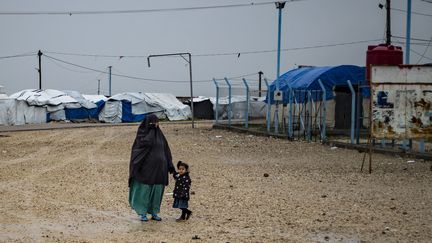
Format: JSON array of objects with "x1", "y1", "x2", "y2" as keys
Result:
[{"x1": 366, "y1": 44, "x2": 403, "y2": 83}]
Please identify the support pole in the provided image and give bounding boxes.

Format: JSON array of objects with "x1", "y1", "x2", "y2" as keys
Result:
[
  {"x1": 97, "y1": 79, "x2": 100, "y2": 95},
  {"x1": 274, "y1": 1, "x2": 286, "y2": 134},
  {"x1": 108, "y1": 66, "x2": 112, "y2": 97},
  {"x1": 242, "y1": 78, "x2": 250, "y2": 129},
  {"x1": 318, "y1": 79, "x2": 327, "y2": 141},
  {"x1": 288, "y1": 88, "x2": 293, "y2": 139},
  {"x1": 38, "y1": 50, "x2": 42, "y2": 90},
  {"x1": 347, "y1": 80, "x2": 356, "y2": 144},
  {"x1": 224, "y1": 77, "x2": 232, "y2": 127},
  {"x1": 258, "y1": 71, "x2": 263, "y2": 97},
  {"x1": 264, "y1": 78, "x2": 271, "y2": 132},
  {"x1": 188, "y1": 53, "x2": 195, "y2": 128},
  {"x1": 307, "y1": 90, "x2": 312, "y2": 141},
  {"x1": 385, "y1": 0, "x2": 391, "y2": 45},
  {"x1": 147, "y1": 52, "x2": 194, "y2": 128},
  {"x1": 213, "y1": 78, "x2": 220, "y2": 124},
  {"x1": 405, "y1": 0, "x2": 412, "y2": 64}
]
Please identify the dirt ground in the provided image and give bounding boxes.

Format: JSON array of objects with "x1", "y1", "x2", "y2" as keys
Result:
[{"x1": 1, "y1": 123, "x2": 431, "y2": 242}]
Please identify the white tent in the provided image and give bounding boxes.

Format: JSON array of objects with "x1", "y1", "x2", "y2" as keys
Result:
[
  {"x1": 99, "y1": 92, "x2": 191, "y2": 123},
  {"x1": 210, "y1": 96, "x2": 266, "y2": 119},
  {"x1": 99, "y1": 92, "x2": 164, "y2": 123},
  {"x1": 143, "y1": 93, "x2": 191, "y2": 121}
]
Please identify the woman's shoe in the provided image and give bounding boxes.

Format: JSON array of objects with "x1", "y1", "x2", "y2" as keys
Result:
[
  {"x1": 140, "y1": 214, "x2": 149, "y2": 222},
  {"x1": 151, "y1": 214, "x2": 162, "y2": 221}
]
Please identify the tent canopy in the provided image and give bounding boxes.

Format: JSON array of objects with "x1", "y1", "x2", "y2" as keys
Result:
[{"x1": 268, "y1": 65, "x2": 369, "y2": 104}]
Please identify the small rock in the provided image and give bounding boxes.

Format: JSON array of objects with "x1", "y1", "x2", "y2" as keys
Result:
[
  {"x1": 324, "y1": 236, "x2": 330, "y2": 241},
  {"x1": 191, "y1": 191, "x2": 195, "y2": 195},
  {"x1": 229, "y1": 185, "x2": 233, "y2": 188},
  {"x1": 263, "y1": 173, "x2": 269, "y2": 177},
  {"x1": 192, "y1": 235, "x2": 201, "y2": 240},
  {"x1": 403, "y1": 211, "x2": 408, "y2": 215},
  {"x1": 382, "y1": 231, "x2": 386, "y2": 234},
  {"x1": 321, "y1": 194, "x2": 327, "y2": 198},
  {"x1": 390, "y1": 206, "x2": 396, "y2": 210}
]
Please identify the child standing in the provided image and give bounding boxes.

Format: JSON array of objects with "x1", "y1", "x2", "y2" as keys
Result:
[{"x1": 173, "y1": 161, "x2": 192, "y2": 221}]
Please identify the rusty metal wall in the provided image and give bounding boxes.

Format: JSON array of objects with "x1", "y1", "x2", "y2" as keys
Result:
[{"x1": 371, "y1": 66, "x2": 432, "y2": 139}]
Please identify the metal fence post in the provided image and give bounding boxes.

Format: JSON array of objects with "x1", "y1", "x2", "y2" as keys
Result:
[
  {"x1": 347, "y1": 80, "x2": 356, "y2": 144},
  {"x1": 289, "y1": 88, "x2": 293, "y2": 139},
  {"x1": 212, "y1": 78, "x2": 219, "y2": 124},
  {"x1": 224, "y1": 77, "x2": 232, "y2": 127},
  {"x1": 318, "y1": 79, "x2": 327, "y2": 141},
  {"x1": 307, "y1": 90, "x2": 312, "y2": 141},
  {"x1": 419, "y1": 139, "x2": 425, "y2": 153},
  {"x1": 264, "y1": 78, "x2": 270, "y2": 132},
  {"x1": 242, "y1": 78, "x2": 250, "y2": 129}
]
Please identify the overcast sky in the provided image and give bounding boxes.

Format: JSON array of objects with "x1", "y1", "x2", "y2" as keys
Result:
[{"x1": 0, "y1": 0, "x2": 431, "y2": 97}]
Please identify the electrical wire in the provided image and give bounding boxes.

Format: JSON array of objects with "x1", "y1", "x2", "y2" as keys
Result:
[
  {"x1": 43, "y1": 54, "x2": 258, "y2": 83},
  {"x1": 391, "y1": 7, "x2": 432, "y2": 17},
  {"x1": 44, "y1": 39, "x2": 382, "y2": 60},
  {"x1": 0, "y1": 1, "x2": 296, "y2": 16},
  {"x1": 45, "y1": 55, "x2": 94, "y2": 73},
  {"x1": 411, "y1": 48, "x2": 432, "y2": 62},
  {"x1": 415, "y1": 36, "x2": 432, "y2": 64},
  {"x1": 0, "y1": 52, "x2": 36, "y2": 59},
  {"x1": 392, "y1": 35, "x2": 432, "y2": 42}
]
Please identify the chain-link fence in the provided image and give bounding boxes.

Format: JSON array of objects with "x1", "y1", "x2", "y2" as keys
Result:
[{"x1": 212, "y1": 78, "x2": 430, "y2": 154}]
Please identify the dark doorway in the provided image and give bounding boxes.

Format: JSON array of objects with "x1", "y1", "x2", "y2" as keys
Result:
[{"x1": 334, "y1": 86, "x2": 362, "y2": 130}]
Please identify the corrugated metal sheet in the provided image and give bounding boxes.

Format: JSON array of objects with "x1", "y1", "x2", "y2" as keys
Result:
[{"x1": 371, "y1": 66, "x2": 432, "y2": 139}]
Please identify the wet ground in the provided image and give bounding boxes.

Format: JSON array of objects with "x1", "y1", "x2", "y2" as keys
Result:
[{"x1": 1, "y1": 123, "x2": 431, "y2": 242}]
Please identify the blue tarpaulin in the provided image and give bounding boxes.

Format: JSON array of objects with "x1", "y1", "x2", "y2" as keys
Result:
[
  {"x1": 121, "y1": 101, "x2": 145, "y2": 122},
  {"x1": 64, "y1": 100, "x2": 105, "y2": 121},
  {"x1": 267, "y1": 65, "x2": 369, "y2": 104}
]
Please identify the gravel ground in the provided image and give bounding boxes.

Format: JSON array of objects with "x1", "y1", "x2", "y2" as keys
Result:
[{"x1": 1, "y1": 123, "x2": 431, "y2": 242}]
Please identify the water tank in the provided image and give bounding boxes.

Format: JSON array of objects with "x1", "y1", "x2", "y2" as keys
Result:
[{"x1": 366, "y1": 44, "x2": 403, "y2": 83}]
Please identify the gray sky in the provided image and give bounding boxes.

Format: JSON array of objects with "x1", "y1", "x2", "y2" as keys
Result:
[{"x1": 0, "y1": 0, "x2": 431, "y2": 97}]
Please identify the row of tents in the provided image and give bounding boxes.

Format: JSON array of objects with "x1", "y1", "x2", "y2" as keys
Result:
[{"x1": 0, "y1": 89, "x2": 267, "y2": 126}]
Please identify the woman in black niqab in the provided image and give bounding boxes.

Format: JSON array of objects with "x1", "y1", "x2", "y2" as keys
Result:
[{"x1": 128, "y1": 114, "x2": 175, "y2": 222}]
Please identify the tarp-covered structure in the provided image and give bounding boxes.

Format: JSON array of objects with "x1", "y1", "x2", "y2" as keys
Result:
[
  {"x1": 210, "y1": 96, "x2": 266, "y2": 119},
  {"x1": 8, "y1": 89, "x2": 106, "y2": 122},
  {"x1": 268, "y1": 65, "x2": 369, "y2": 104},
  {"x1": 99, "y1": 92, "x2": 191, "y2": 123}
]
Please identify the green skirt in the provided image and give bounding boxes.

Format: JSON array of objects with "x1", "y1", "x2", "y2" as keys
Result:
[{"x1": 129, "y1": 179, "x2": 165, "y2": 215}]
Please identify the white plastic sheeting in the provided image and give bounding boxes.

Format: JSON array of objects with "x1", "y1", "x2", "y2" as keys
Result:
[
  {"x1": 0, "y1": 98, "x2": 16, "y2": 125},
  {"x1": 143, "y1": 93, "x2": 191, "y2": 121},
  {"x1": 99, "y1": 92, "x2": 191, "y2": 123},
  {"x1": 99, "y1": 100, "x2": 122, "y2": 123},
  {"x1": 209, "y1": 96, "x2": 266, "y2": 119},
  {"x1": 82, "y1": 94, "x2": 108, "y2": 103}
]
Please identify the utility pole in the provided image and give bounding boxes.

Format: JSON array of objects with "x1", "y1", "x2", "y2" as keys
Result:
[
  {"x1": 38, "y1": 50, "x2": 42, "y2": 90},
  {"x1": 147, "y1": 53, "x2": 195, "y2": 128},
  {"x1": 405, "y1": 0, "x2": 412, "y2": 64},
  {"x1": 274, "y1": 1, "x2": 286, "y2": 134},
  {"x1": 108, "y1": 66, "x2": 112, "y2": 96},
  {"x1": 385, "y1": 0, "x2": 391, "y2": 45},
  {"x1": 97, "y1": 79, "x2": 100, "y2": 95},
  {"x1": 258, "y1": 71, "x2": 263, "y2": 97}
]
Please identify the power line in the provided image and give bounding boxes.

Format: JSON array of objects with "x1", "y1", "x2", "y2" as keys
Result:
[
  {"x1": 44, "y1": 39, "x2": 382, "y2": 60},
  {"x1": 0, "y1": 1, "x2": 296, "y2": 16},
  {"x1": 392, "y1": 35, "x2": 432, "y2": 42},
  {"x1": 391, "y1": 7, "x2": 432, "y2": 17},
  {"x1": 411, "y1": 48, "x2": 432, "y2": 62},
  {"x1": 0, "y1": 52, "x2": 36, "y2": 59},
  {"x1": 415, "y1": 36, "x2": 432, "y2": 64},
  {"x1": 43, "y1": 54, "x2": 257, "y2": 83}
]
